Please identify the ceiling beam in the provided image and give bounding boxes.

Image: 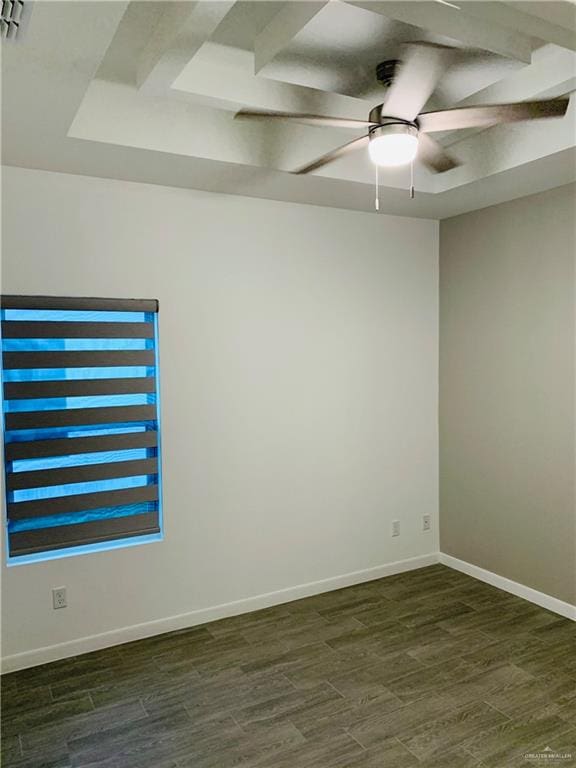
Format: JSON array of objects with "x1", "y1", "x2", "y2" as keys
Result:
[
  {"x1": 505, "y1": 2, "x2": 576, "y2": 34},
  {"x1": 254, "y1": 2, "x2": 328, "y2": 74},
  {"x1": 137, "y1": 1, "x2": 236, "y2": 92},
  {"x1": 172, "y1": 44, "x2": 371, "y2": 121},
  {"x1": 460, "y1": 1, "x2": 576, "y2": 52},
  {"x1": 439, "y1": 46, "x2": 576, "y2": 147},
  {"x1": 433, "y1": 97, "x2": 576, "y2": 193},
  {"x1": 349, "y1": 1, "x2": 534, "y2": 62},
  {"x1": 456, "y1": 46, "x2": 576, "y2": 107}
]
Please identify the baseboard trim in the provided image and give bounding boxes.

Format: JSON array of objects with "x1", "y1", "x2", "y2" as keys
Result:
[
  {"x1": 440, "y1": 552, "x2": 576, "y2": 621},
  {"x1": 2, "y1": 553, "x2": 438, "y2": 673}
]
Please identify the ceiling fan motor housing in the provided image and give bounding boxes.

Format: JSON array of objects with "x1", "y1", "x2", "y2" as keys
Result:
[
  {"x1": 369, "y1": 123, "x2": 418, "y2": 140},
  {"x1": 368, "y1": 104, "x2": 419, "y2": 130},
  {"x1": 376, "y1": 59, "x2": 400, "y2": 88}
]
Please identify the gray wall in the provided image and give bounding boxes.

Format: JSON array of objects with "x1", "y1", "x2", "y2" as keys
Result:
[{"x1": 440, "y1": 183, "x2": 576, "y2": 604}]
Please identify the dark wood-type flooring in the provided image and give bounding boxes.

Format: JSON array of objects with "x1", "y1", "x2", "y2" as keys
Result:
[{"x1": 2, "y1": 564, "x2": 576, "y2": 768}]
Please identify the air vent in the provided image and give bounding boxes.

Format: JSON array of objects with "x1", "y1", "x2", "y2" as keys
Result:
[{"x1": 1, "y1": 0, "x2": 23, "y2": 39}]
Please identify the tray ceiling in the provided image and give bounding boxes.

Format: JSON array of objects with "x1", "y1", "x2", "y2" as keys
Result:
[{"x1": 2, "y1": 1, "x2": 576, "y2": 218}]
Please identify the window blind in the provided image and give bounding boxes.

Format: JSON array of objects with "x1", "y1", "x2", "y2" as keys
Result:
[{"x1": 1, "y1": 295, "x2": 162, "y2": 559}]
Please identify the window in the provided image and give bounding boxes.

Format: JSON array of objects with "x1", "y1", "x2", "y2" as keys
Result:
[{"x1": 1, "y1": 295, "x2": 163, "y2": 562}]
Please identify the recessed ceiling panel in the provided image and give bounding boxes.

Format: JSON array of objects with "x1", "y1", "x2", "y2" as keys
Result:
[
  {"x1": 255, "y1": 0, "x2": 525, "y2": 109},
  {"x1": 256, "y1": 1, "x2": 452, "y2": 99},
  {"x1": 212, "y1": 0, "x2": 286, "y2": 51}
]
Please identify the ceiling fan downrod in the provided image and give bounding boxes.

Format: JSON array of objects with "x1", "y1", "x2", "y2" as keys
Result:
[{"x1": 375, "y1": 60, "x2": 400, "y2": 89}]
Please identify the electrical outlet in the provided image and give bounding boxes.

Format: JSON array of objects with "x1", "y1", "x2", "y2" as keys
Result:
[
  {"x1": 422, "y1": 514, "x2": 431, "y2": 532},
  {"x1": 52, "y1": 587, "x2": 67, "y2": 610},
  {"x1": 391, "y1": 520, "x2": 400, "y2": 537}
]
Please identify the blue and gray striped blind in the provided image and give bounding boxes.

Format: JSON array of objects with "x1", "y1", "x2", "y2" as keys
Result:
[{"x1": 1, "y1": 296, "x2": 162, "y2": 559}]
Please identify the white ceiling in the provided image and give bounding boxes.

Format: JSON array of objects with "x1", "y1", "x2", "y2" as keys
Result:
[{"x1": 2, "y1": 1, "x2": 576, "y2": 218}]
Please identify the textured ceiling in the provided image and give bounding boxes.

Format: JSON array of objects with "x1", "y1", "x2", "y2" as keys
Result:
[{"x1": 2, "y1": 1, "x2": 576, "y2": 218}]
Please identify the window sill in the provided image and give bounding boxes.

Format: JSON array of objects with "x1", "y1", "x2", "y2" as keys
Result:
[{"x1": 6, "y1": 531, "x2": 164, "y2": 566}]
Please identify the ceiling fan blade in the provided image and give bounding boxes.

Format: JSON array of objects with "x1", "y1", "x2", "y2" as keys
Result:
[
  {"x1": 293, "y1": 135, "x2": 370, "y2": 174},
  {"x1": 381, "y1": 42, "x2": 455, "y2": 122},
  {"x1": 235, "y1": 110, "x2": 375, "y2": 129},
  {"x1": 418, "y1": 98, "x2": 570, "y2": 133},
  {"x1": 418, "y1": 134, "x2": 460, "y2": 173}
]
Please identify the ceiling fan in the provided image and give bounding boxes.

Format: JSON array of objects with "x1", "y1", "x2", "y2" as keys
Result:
[{"x1": 235, "y1": 42, "x2": 570, "y2": 176}]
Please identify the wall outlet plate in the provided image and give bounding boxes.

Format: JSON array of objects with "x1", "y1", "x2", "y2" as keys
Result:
[
  {"x1": 391, "y1": 520, "x2": 400, "y2": 537},
  {"x1": 52, "y1": 587, "x2": 67, "y2": 609},
  {"x1": 422, "y1": 514, "x2": 431, "y2": 532}
]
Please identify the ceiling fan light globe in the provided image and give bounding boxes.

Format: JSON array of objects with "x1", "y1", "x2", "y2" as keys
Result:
[{"x1": 368, "y1": 125, "x2": 418, "y2": 167}]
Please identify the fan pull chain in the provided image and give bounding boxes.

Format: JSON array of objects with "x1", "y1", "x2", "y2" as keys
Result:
[
  {"x1": 375, "y1": 164, "x2": 380, "y2": 211},
  {"x1": 410, "y1": 159, "x2": 415, "y2": 199}
]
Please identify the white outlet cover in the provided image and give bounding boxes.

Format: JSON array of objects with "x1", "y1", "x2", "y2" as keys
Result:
[{"x1": 52, "y1": 587, "x2": 67, "y2": 609}]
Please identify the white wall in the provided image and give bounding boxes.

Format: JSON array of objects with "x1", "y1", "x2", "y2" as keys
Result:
[{"x1": 1, "y1": 167, "x2": 438, "y2": 668}]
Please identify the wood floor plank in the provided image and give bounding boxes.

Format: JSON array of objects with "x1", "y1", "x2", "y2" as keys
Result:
[
  {"x1": 339, "y1": 738, "x2": 421, "y2": 768},
  {"x1": 506, "y1": 727, "x2": 576, "y2": 767},
  {"x1": 243, "y1": 615, "x2": 365, "y2": 653},
  {"x1": 177, "y1": 719, "x2": 306, "y2": 768},
  {"x1": 1, "y1": 734, "x2": 23, "y2": 764},
  {"x1": 418, "y1": 745, "x2": 487, "y2": 767},
  {"x1": 393, "y1": 602, "x2": 476, "y2": 629},
  {"x1": 1, "y1": 751, "x2": 71, "y2": 768},
  {"x1": 81, "y1": 665, "x2": 200, "y2": 709},
  {"x1": 2, "y1": 564, "x2": 573, "y2": 768},
  {"x1": 182, "y1": 670, "x2": 298, "y2": 722},
  {"x1": 459, "y1": 635, "x2": 547, "y2": 670},
  {"x1": 406, "y1": 630, "x2": 496, "y2": 666},
  {"x1": 385, "y1": 657, "x2": 479, "y2": 703},
  {"x1": 327, "y1": 622, "x2": 456, "y2": 658},
  {"x1": 484, "y1": 672, "x2": 576, "y2": 720},
  {"x1": 291, "y1": 687, "x2": 406, "y2": 738},
  {"x1": 3, "y1": 656, "x2": 100, "y2": 693},
  {"x1": 481, "y1": 609, "x2": 563, "y2": 638},
  {"x1": 327, "y1": 652, "x2": 424, "y2": 700},
  {"x1": 67, "y1": 707, "x2": 194, "y2": 767},
  {"x1": 462, "y1": 714, "x2": 574, "y2": 767},
  {"x1": 251, "y1": 729, "x2": 365, "y2": 768},
  {"x1": 116, "y1": 626, "x2": 213, "y2": 659},
  {"x1": 2, "y1": 695, "x2": 94, "y2": 739},
  {"x1": 557, "y1": 697, "x2": 576, "y2": 726},
  {"x1": 347, "y1": 692, "x2": 456, "y2": 748},
  {"x1": 240, "y1": 641, "x2": 338, "y2": 676},
  {"x1": 398, "y1": 701, "x2": 509, "y2": 760},
  {"x1": 511, "y1": 638, "x2": 576, "y2": 678},
  {"x1": 437, "y1": 663, "x2": 535, "y2": 709},
  {"x1": 233, "y1": 681, "x2": 344, "y2": 726},
  {"x1": 375, "y1": 572, "x2": 469, "y2": 601},
  {"x1": 439, "y1": 602, "x2": 540, "y2": 636},
  {"x1": 1, "y1": 686, "x2": 53, "y2": 719},
  {"x1": 282, "y1": 653, "x2": 377, "y2": 691},
  {"x1": 207, "y1": 605, "x2": 293, "y2": 638},
  {"x1": 19, "y1": 699, "x2": 148, "y2": 756},
  {"x1": 531, "y1": 618, "x2": 576, "y2": 645}
]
